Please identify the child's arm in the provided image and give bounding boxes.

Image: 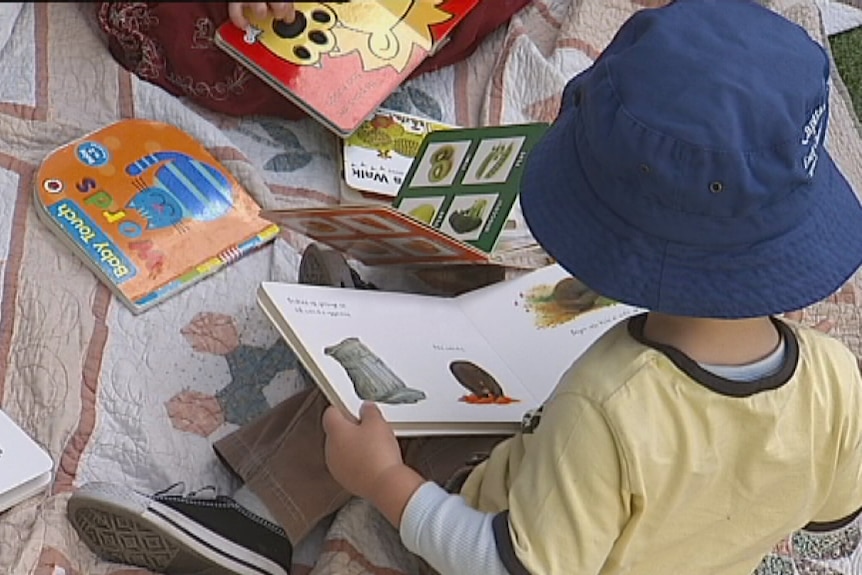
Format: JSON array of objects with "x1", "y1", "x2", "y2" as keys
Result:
[
  {"x1": 400, "y1": 482, "x2": 511, "y2": 575},
  {"x1": 227, "y1": 2, "x2": 295, "y2": 30},
  {"x1": 321, "y1": 403, "x2": 423, "y2": 527},
  {"x1": 322, "y1": 404, "x2": 511, "y2": 575}
]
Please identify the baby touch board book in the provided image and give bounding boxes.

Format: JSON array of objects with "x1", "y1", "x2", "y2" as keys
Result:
[
  {"x1": 214, "y1": 0, "x2": 480, "y2": 137},
  {"x1": 0, "y1": 409, "x2": 53, "y2": 513},
  {"x1": 33, "y1": 120, "x2": 279, "y2": 314},
  {"x1": 258, "y1": 264, "x2": 643, "y2": 436}
]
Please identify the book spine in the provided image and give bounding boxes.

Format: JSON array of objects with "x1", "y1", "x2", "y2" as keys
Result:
[{"x1": 133, "y1": 223, "x2": 280, "y2": 309}]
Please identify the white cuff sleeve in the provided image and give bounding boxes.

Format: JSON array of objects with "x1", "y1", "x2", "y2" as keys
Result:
[{"x1": 399, "y1": 481, "x2": 511, "y2": 575}]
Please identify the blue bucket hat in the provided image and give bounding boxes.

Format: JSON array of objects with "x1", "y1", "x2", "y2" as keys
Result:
[{"x1": 520, "y1": 0, "x2": 862, "y2": 319}]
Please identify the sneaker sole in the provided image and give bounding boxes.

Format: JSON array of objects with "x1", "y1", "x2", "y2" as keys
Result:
[{"x1": 67, "y1": 483, "x2": 288, "y2": 575}]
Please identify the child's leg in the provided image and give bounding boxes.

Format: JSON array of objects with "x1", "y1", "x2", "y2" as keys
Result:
[
  {"x1": 401, "y1": 435, "x2": 508, "y2": 492},
  {"x1": 213, "y1": 387, "x2": 349, "y2": 545}
]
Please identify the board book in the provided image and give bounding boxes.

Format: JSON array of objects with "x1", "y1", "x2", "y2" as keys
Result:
[
  {"x1": 342, "y1": 108, "x2": 456, "y2": 197},
  {"x1": 258, "y1": 264, "x2": 643, "y2": 436},
  {"x1": 262, "y1": 122, "x2": 551, "y2": 269},
  {"x1": 33, "y1": 120, "x2": 279, "y2": 314},
  {"x1": 214, "y1": 0, "x2": 480, "y2": 137},
  {"x1": 0, "y1": 409, "x2": 53, "y2": 513}
]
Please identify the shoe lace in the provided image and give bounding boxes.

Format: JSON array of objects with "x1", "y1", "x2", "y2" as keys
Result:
[
  {"x1": 153, "y1": 482, "x2": 218, "y2": 500},
  {"x1": 189, "y1": 485, "x2": 218, "y2": 498},
  {"x1": 154, "y1": 482, "x2": 288, "y2": 537},
  {"x1": 153, "y1": 481, "x2": 185, "y2": 497}
]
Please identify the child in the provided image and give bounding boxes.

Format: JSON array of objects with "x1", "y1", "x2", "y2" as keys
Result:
[
  {"x1": 69, "y1": 1, "x2": 862, "y2": 574},
  {"x1": 94, "y1": 1, "x2": 531, "y2": 120}
]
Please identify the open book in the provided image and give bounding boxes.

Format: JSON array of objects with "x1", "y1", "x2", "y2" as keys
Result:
[
  {"x1": 258, "y1": 264, "x2": 643, "y2": 435},
  {"x1": 0, "y1": 409, "x2": 53, "y2": 513},
  {"x1": 215, "y1": 1, "x2": 480, "y2": 136}
]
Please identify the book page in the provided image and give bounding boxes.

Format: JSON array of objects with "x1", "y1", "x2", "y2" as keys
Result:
[
  {"x1": 456, "y1": 265, "x2": 644, "y2": 403},
  {"x1": 258, "y1": 283, "x2": 552, "y2": 432},
  {"x1": 392, "y1": 123, "x2": 548, "y2": 253},
  {"x1": 0, "y1": 410, "x2": 52, "y2": 511},
  {"x1": 261, "y1": 205, "x2": 490, "y2": 266}
]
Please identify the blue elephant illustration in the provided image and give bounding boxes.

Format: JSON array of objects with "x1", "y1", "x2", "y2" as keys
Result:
[{"x1": 125, "y1": 152, "x2": 234, "y2": 230}]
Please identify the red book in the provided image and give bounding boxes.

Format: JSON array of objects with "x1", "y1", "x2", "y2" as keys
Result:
[{"x1": 215, "y1": 0, "x2": 480, "y2": 137}]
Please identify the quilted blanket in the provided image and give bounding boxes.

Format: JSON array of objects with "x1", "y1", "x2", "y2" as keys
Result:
[{"x1": 0, "y1": 2, "x2": 860, "y2": 575}]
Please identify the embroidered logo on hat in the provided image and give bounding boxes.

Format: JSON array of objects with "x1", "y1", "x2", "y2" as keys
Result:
[{"x1": 802, "y1": 93, "x2": 827, "y2": 179}]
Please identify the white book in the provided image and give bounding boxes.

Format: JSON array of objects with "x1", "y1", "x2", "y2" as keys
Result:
[
  {"x1": 0, "y1": 409, "x2": 53, "y2": 513},
  {"x1": 258, "y1": 264, "x2": 643, "y2": 436}
]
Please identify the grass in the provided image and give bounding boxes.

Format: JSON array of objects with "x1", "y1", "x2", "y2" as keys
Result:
[{"x1": 830, "y1": 27, "x2": 862, "y2": 122}]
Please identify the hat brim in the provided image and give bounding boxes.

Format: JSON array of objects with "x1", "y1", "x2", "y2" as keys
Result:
[{"x1": 520, "y1": 108, "x2": 862, "y2": 318}]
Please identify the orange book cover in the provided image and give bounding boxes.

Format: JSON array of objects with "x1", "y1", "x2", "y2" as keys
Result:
[
  {"x1": 33, "y1": 120, "x2": 279, "y2": 314},
  {"x1": 214, "y1": 0, "x2": 481, "y2": 137}
]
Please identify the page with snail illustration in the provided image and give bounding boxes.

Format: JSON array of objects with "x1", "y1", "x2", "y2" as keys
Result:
[
  {"x1": 260, "y1": 282, "x2": 548, "y2": 428},
  {"x1": 455, "y1": 265, "x2": 644, "y2": 402}
]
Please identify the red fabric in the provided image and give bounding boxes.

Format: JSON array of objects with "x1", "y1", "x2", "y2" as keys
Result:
[{"x1": 96, "y1": 1, "x2": 531, "y2": 120}]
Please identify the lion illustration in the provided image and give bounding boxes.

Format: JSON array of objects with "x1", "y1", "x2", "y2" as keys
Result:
[{"x1": 246, "y1": 0, "x2": 454, "y2": 72}]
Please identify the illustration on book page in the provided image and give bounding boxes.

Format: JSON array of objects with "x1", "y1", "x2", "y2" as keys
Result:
[
  {"x1": 325, "y1": 337, "x2": 427, "y2": 404},
  {"x1": 450, "y1": 360, "x2": 520, "y2": 405},
  {"x1": 518, "y1": 277, "x2": 617, "y2": 329}
]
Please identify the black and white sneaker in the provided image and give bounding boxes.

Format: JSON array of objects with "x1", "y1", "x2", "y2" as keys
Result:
[{"x1": 67, "y1": 482, "x2": 291, "y2": 575}]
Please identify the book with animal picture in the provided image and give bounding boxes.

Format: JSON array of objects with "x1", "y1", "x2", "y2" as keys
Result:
[
  {"x1": 214, "y1": 0, "x2": 480, "y2": 137},
  {"x1": 342, "y1": 108, "x2": 456, "y2": 198},
  {"x1": 262, "y1": 122, "x2": 551, "y2": 269},
  {"x1": 33, "y1": 120, "x2": 280, "y2": 314},
  {"x1": 392, "y1": 122, "x2": 548, "y2": 251},
  {"x1": 0, "y1": 409, "x2": 53, "y2": 513},
  {"x1": 258, "y1": 264, "x2": 643, "y2": 436}
]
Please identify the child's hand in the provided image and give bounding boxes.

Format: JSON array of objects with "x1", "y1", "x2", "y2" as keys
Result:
[
  {"x1": 228, "y1": 3, "x2": 295, "y2": 30},
  {"x1": 322, "y1": 403, "x2": 424, "y2": 527},
  {"x1": 322, "y1": 402, "x2": 403, "y2": 499}
]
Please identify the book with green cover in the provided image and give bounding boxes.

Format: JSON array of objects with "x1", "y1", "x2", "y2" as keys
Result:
[{"x1": 392, "y1": 122, "x2": 548, "y2": 253}]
